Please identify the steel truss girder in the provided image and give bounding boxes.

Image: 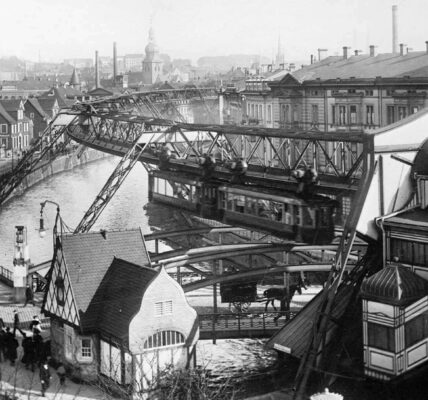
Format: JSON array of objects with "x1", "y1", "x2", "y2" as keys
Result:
[
  {"x1": 73, "y1": 131, "x2": 154, "y2": 233},
  {"x1": 73, "y1": 88, "x2": 217, "y2": 123},
  {"x1": 69, "y1": 111, "x2": 366, "y2": 185},
  {"x1": 0, "y1": 113, "x2": 78, "y2": 206}
]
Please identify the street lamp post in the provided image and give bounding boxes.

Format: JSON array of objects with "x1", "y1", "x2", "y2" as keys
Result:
[
  {"x1": 38, "y1": 200, "x2": 62, "y2": 243},
  {"x1": 13, "y1": 225, "x2": 30, "y2": 303}
]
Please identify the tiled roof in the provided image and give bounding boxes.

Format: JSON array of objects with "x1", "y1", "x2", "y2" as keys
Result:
[
  {"x1": 25, "y1": 98, "x2": 48, "y2": 118},
  {"x1": 85, "y1": 257, "x2": 157, "y2": 338},
  {"x1": 37, "y1": 97, "x2": 58, "y2": 112},
  {"x1": 40, "y1": 88, "x2": 68, "y2": 108},
  {"x1": 61, "y1": 229, "x2": 151, "y2": 327},
  {"x1": 88, "y1": 87, "x2": 114, "y2": 97},
  {"x1": 289, "y1": 52, "x2": 428, "y2": 82},
  {"x1": 0, "y1": 102, "x2": 14, "y2": 123},
  {"x1": 361, "y1": 264, "x2": 428, "y2": 306},
  {"x1": 382, "y1": 207, "x2": 428, "y2": 228},
  {"x1": 0, "y1": 99, "x2": 23, "y2": 112}
]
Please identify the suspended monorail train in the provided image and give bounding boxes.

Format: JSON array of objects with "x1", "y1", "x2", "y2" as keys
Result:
[{"x1": 148, "y1": 170, "x2": 339, "y2": 244}]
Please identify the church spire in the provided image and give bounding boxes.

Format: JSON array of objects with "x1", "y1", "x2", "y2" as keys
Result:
[{"x1": 69, "y1": 67, "x2": 80, "y2": 90}]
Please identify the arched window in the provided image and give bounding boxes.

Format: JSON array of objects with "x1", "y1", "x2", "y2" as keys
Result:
[{"x1": 143, "y1": 330, "x2": 185, "y2": 350}]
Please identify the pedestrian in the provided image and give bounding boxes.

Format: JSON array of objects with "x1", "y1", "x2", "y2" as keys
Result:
[
  {"x1": 0, "y1": 328, "x2": 5, "y2": 362},
  {"x1": 24, "y1": 284, "x2": 35, "y2": 307},
  {"x1": 12, "y1": 310, "x2": 25, "y2": 337},
  {"x1": 39, "y1": 361, "x2": 51, "y2": 396},
  {"x1": 22, "y1": 333, "x2": 36, "y2": 371},
  {"x1": 57, "y1": 363, "x2": 66, "y2": 385},
  {"x1": 13, "y1": 309, "x2": 19, "y2": 336},
  {"x1": 33, "y1": 332, "x2": 44, "y2": 365},
  {"x1": 29, "y1": 316, "x2": 42, "y2": 335},
  {"x1": 5, "y1": 329, "x2": 18, "y2": 366}
]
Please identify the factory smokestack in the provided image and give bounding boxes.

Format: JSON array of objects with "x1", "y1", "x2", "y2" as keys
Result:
[
  {"x1": 392, "y1": 5, "x2": 398, "y2": 54},
  {"x1": 113, "y1": 42, "x2": 117, "y2": 83},
  {"x1": 95, "y1": 50, "x2": 100, "y2": 89}
]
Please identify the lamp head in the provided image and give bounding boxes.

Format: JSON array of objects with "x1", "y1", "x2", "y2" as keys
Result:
[{"x1": 39, "y1": 217, "x2": 47, "y2": 239}]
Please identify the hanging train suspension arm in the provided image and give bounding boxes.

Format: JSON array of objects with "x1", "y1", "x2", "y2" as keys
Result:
[
  {"x1": 73, "y1": 130, "x2": 155, "y2": 234},
  {"x1": 293, "y1": 137, "x2": 376, "y2": 399},
  {"x1": 0, "y1": 113, "x2": 78, "y2": 207}
]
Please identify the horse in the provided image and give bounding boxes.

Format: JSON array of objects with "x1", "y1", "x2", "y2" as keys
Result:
[{"x1": 263, "y1": 281, "x2": 308, "y2": 320}]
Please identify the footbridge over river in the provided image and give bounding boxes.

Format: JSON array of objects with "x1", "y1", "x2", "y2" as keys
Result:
[{"x1": 3, "y1": 88, "x2": 428, "y2": 398}]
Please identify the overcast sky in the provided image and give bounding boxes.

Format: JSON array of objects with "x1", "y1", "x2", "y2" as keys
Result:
[{"x1": 1, "y1": 0, "x2": 428, "y2": 64}]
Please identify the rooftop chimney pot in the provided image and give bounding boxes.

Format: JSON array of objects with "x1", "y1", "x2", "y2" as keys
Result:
[{"x1": 343, "y1": 46, "x2": 349, "y2": 60}]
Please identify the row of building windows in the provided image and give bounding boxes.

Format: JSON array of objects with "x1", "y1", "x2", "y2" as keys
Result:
[
  {"x1": 247, "y1": 102, "x2": 272, "y2": 124},
  {"x1": 143, "y1": 330, "x2": 185, "y2": 349},
  {"x1": 12, "y1": 134, "x2": 29, "y2": 150},
  {"x1": 0, "y1": 122, "x2": 30, "y2": 134},
  {"x1": 368, "y1": 311, "x2": 428, "y2": 352},
  {"x1": 388, "y1": 238, "x2": 428, "y2": 266}
]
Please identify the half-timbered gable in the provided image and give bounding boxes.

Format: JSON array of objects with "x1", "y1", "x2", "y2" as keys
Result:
[{"x1": 43, "y1": 238, "x2": 81, "y2": 326}]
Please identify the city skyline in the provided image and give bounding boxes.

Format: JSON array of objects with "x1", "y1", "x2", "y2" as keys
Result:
[{"x1": 1, "y1": 0, "x2": 428, "y2": 65}]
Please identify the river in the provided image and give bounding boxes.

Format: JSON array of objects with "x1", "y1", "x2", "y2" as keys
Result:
[{"x1": 0, "y1": 156, "x2": 286, "y2": 399}]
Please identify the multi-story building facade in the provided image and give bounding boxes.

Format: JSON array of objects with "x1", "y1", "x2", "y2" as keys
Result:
[
  {"x1": 124, "y1": 54, "x2": 144, "y2": 72},
  {"x1": 239, "y1": 44, "x2": 428, "y2": 133},
  {"x1": 0, "y1": 99, "x2": 32, "y2": 154},
  {"x1": 23, "y1": 98, "x2": 49, "y2": 141}
]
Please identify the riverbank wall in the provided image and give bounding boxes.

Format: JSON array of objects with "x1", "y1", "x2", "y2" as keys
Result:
[{"x1": 6, "y1": 148, "x2": 111, "y2": 203}]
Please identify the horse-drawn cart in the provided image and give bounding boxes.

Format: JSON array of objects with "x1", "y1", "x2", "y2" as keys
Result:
[{"x1": 220, "y1": 281, "x2": 258, "y2": 312}]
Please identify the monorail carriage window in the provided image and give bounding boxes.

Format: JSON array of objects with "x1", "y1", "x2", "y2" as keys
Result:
[
  {"x1": 271, "y1": 201, "x2": 283, "y2": 222},
  {"x1": 320, "y1": 207, "x2": 331, "y2": 227},
  {"x1": 302, "y1": 207, "x2": 315, "y2": 227},
  {"x1": 293, "y1": 205, "x2": 301, "y2": 225},
  {"x1": 234, "y1": 195, "x2": 245, "y2": 213}
]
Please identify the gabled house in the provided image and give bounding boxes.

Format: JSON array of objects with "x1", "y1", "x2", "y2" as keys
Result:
[
  {"x1": 87, "y1": 87, "x2": 114, "y2": 98},
  {"x1": 42, "y1": 228, "x2": 198, "y2": 396},
  {"x1": 37, "y1": 97, "x2": 60, "y2": 120},
  {"x1": 0, "y1": 99, "x2": 32, "y2": 153},
  {"x1": 41, "y1": 86, "x2": 91, "y2": 108},
  {"x1": 24, "y1": 98, "x2": 49, "y2": 141}
]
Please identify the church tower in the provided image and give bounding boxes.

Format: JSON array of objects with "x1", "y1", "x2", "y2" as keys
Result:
[
  {"x1": 69, "y1": 67, "x2": 81, "y2": 91},
  {"x1": 142, "y1": 27, "x2": 162, "y2": 85}
]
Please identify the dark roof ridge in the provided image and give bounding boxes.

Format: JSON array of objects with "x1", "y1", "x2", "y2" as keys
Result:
[
  {"x1": 64, "y1": 227, "x2": 145, "y2": 237},
  {"x1": 112, "y1": 256, "x2": 157, "y2": 273}
]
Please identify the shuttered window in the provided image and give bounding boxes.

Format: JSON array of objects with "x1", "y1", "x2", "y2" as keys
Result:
[{"x1": 154, "y1": 300, "x2": 173, "y2": 316}]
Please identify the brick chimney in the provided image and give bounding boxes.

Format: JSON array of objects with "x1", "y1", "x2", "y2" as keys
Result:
[
  {"x1": 392, "y1": 5, "x2": 398, "y2": 54},
  {"x1": 95, "y1": 50, "x2": 100, "y2": 89},
  {"x1": 400, "y1": 43, "x2": 404, "y2": 55},
  {"x1": 426, "y1": 41, "x2": 428, "y2": 54},
  {"x1": 113, "y1": 42, "x2": 117, "y2": 82},
  {"x1": 343, "y1": 46, "x2": 349, "y2": 60},
  {"x1": 369, "y1": 45, "x2": 375, "y2": 57}
]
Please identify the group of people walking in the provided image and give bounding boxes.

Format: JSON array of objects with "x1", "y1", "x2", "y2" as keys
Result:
[
  {"x1": 0, "y1": 312, "x2": 65, "y2": 396},
  {"x1": 0, "y1": 314, "x2": 47, "y2": 368}
]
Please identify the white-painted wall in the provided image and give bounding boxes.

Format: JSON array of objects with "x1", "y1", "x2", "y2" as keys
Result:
[{"x1": 358, "y1": 109, "x2": 428, "y2": 239}]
